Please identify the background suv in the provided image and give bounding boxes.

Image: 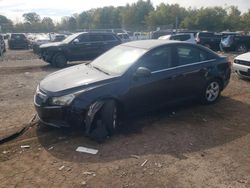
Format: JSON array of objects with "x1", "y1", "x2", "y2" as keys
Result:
[
  {"x1": 39, "y1": 32, "x2": 121, "y2": 67},
  {"x1": 8, "y1": 33, "x2": 29, "y2": 50}
]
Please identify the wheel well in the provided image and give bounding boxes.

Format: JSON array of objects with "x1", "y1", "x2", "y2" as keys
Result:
[
  {"x1": 52, "y1": 52, "x2": 68, "y2": 61},
  {"x1": 212, "y1": 77, "x2": 223, "y2": 90}
]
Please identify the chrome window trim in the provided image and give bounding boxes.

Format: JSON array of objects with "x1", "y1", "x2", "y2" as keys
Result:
[{"x1": 151, "y1": 59, "x2": 216, "y2": 74}]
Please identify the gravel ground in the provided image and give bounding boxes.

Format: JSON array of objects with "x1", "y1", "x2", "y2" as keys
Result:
[{"x1": 0, "y1": 49, "x2": 249, "y2": 188}]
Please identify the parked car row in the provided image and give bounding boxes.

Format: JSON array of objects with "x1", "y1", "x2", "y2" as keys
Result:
[{"x1": 0, "y1": 34, "x2": 6, "y2": 56}]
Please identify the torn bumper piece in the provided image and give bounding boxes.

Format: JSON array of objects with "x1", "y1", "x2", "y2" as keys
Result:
[
  {"x1": 34, "y1": 99, "x2": 105, "y2": 132},
  {"x1": 84, "y1": 101, "x2": 104, "y2": 135}
]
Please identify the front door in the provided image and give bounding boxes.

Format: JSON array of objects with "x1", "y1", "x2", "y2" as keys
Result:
[{"x1": 125, "y1": 45, "x2": 178, "y2": 112}]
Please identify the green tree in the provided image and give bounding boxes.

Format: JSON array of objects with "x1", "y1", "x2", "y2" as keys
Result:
[
  {"x1": 146, "y1": 3, "x2": 187, "y2": 30},
  {"x1": 121, "y1": 0, "x2": 154, "y2": 30},
  {"x1": 241, "y1": 9, "x2": 250, "y2": 31},
  {"x1": 23, "y1": 12, "x2": 41, "y2": 23},
  {"x1": 224, "y1": 6, "x2": 241, "y2": 31},
  {"x1": 180, "y1": 7, "x2": 227, "y2": 31},
  {"x1": 0, "y1": 15, "x2": 13, "y2": 32},
  {"x1": 41, "y1": 17, "x2": 55, "y2": 32}
]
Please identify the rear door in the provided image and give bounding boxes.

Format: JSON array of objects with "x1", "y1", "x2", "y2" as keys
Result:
[
  {"x1": 172, "y1": 44, "x2": 216, "y2": 99},
  {"x1": 101, "y1": 34, "x2": 120, "y2": 53}
]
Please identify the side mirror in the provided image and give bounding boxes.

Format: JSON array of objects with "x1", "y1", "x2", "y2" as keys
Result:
[
  {"x1": 73, "y1": 38, "x2": 79, "y2": 44},
  {"x1": 134, "y1": 67, "x2": 151, "y2": 78}
]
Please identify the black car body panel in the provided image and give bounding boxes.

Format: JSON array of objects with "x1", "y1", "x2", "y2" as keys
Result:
[
  {"x1": 220, "y1": 35, "x2": 250, "y2": 52},
  {"x1": 34, "y1": 40, "x2": 231, "y2": 128},
  {"x1": 39, "y1": 32, "x2": 121, "y2": 63},
  {"x1": 0, "y1": 34, "x2": 6, "y2": 55},
  {"x1": 8, "y1": 33, "x2": 29, "y2": 49},
  {"x1": 196, "y1": 32, "x2": 222, "y2": 51}
]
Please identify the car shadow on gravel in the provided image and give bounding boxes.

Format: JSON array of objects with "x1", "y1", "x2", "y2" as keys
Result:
[{"x1": 36, "y1": 96, "x2": 250, "y2": 163}]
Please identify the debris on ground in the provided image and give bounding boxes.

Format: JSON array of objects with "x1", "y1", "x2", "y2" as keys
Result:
[
  {"x1": 155, "y1": 163, "x2": 162, "y2": 168},
  {"x1": 76, "y1": 146, "x2": 98, "y2": 155},
  {"x1": 141, "y1": 159, "x2": 148, "y2": 167},
  {"x1": 48, "y1": 146, "x2": 54, "y2": 150},
  {"x1": 21, "y1": 145, "x2": 30, "y2": 149},
  {"x1": 81, "y1": 181, "x2": 87, "y2": 186},
  {"x1": 130, "y1": 155, "x2": 140, "y2": 159},
  {"x1": 83, "y1": 171, "x2": 96, "y2": 176},
  {"x1": 58, "y1": 165, "x2": 65, "y2": 171},
  {"x1": 29, "y1": 114, "x2": 37, "y2": 124}
]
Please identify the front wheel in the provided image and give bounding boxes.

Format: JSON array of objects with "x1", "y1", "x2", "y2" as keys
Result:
[
  {"x1": 236, "y1": 44, "x2": 247, "y2": 53},
  {"x1": 201, "y1": 80, "x2": 221, "y2": 104},
  {"x1": 52, "y1": 53, "x2": 67, "y2": 68},
  {"x1": 100, "y1": 100, "x2": 118, "y2": 136}
]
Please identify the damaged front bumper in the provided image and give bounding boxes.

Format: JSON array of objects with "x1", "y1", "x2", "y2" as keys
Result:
[
  {"x1": 34, "y1": 92, "x2": 105, "y2": 133},
  {"x1": 34, "y1": 93, "x2": 86, "y2": 128}
]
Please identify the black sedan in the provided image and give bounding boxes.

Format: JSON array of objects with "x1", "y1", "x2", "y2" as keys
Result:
[{"x1": 34, "y1": 40, "x2": 231, "y2": 140}]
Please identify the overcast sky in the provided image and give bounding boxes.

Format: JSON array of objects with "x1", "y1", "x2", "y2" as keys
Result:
[{"x1": 0, "y1": 0, "x2": 250, "y2": 22}]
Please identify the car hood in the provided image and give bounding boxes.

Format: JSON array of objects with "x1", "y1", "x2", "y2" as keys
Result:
[
  {"x1": 235, "y1": 52, "x2": 250, "y2": 62},
  {"x1": 40, "y1": 41, "x2": 65, "y2": 48},
  {"x1": 40, "y1": 64, "x2": 118, "y2": 96}
]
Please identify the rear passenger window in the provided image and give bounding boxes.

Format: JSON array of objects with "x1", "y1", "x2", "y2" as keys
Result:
[
  {"x1": 89, "y1": 35, "x2": 104, "y2": 42},
  {"x1": 103, "y1": 34, "x2": 116, "y2": 41},
  {"x1": 177, "y1": 46, "x2": 213, "y2": 66}
]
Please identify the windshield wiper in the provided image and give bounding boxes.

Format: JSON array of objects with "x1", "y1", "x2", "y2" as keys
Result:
[{"x1": 93, "y1": 66, "x2": 110, "y2": 75}]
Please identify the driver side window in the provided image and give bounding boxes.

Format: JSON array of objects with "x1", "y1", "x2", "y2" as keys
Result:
[
  {"x1": 140, "y1": 46, "x2": 173, "y2": 72},
  {"x1": 78, "y1": 34, "x2": 90, "y2": 43}
]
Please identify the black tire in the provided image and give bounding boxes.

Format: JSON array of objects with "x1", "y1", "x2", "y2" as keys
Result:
[
  {"x1": 52, "y1": 53, "x2": 67, "y2": 68},
  {"x1": 100, "y1": 100, "x2": 118, "y2": 136},
  {"x1": 236, "y1": 44, "x2": 247, "y2": 53},
  {"x1": 200, "y1": 79, "x2": 222, "y2": 105}
]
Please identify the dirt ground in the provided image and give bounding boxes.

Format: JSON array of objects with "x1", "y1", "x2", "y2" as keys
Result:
[{"x1": 0, "y1": 49, "x2": 249, "y2": 188}]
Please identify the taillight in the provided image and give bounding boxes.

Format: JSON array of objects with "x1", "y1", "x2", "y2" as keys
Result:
[{"x1": 196, "y1": 37, "x2": 200, "y2": 43}]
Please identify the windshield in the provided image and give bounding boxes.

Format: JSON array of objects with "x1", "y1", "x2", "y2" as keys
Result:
[
  {"x1": 62, "y1": 33, "x2": 80, "y2": 43},
  {"x1": 90, "y1": 45, "x2": 147, "y2": 75}
]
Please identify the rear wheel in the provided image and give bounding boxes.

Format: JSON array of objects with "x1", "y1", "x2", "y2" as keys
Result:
[
  {"x1": 236, "y1": 44, "x2": 247, "y2": 53},
  {"x1": 52, "y1": 53, "x2": 67, "y2": 68},
  {"x1": 201, "y1": 79, "x2": 221, "y2": 104},
  {"x1": 100, "y1": 100, "x2": 118, "y2": 136}
]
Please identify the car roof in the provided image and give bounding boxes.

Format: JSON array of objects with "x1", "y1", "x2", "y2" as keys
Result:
[{"x1": 121, "y1": 40, "x2": 183, "y2": 50}]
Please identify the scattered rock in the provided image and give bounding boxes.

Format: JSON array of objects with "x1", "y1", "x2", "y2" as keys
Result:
[
  {"x1": 237, "y1": 179, "x2": 247, "y2": 184},
  {"x1": 21, "y1": 145, "x2": 30, "y2": 149},
  {"x1": 2, "y1": 150, "x2": 9, "y2": 154},
  {"x1": 83, "y1": 171, "x2": 95, "y2": 176},
  {"x1": 155, "y1": 163, "x2": 162, "y2": 168},
  {"x1": 81, "y1": 181, "x2": 87, "y2": 186}
]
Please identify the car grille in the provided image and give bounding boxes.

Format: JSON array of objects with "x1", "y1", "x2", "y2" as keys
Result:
[
  {"x1": 235, "y1": 60, "x2": 250, "y2": 66},
  {"x1": 239, "y1": 71, "x2": 250, "y2": 77}
]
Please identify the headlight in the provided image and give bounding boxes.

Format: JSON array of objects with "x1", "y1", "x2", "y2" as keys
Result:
[{"x1": 50, "y1": 94, "x2": 75, "y2": 106}]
